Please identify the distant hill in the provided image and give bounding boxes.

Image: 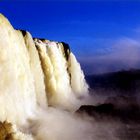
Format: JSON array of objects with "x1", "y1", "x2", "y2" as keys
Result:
[{"x1": 86, "y1": 69, "x2": 140, "y2": 95}]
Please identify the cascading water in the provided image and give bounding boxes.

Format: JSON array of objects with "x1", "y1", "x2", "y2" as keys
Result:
[
  {"x1": 0, "y1": 14, "x2": 36, "y2": 126},
  {"x1": 68, "y1": 52, "x2": 89, "y2": 97},
  {"x1": 34, "y1": 39, "x2": 75, "y2": 109},
  {"x1": 24, "y1": 33, "x2": 48, "y2": 109},
  {"x1": 0, "y1": 14, "x2": 90, "y2": 140}
]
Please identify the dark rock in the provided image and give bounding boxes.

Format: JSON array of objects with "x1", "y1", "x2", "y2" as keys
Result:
[
  {"x1": 0, "y1": 121, "x2": 16, "y2": 140},
  {"x1": 61, "y1": 42, "x2": 70, "y2": 60},
  {"x1": 77, "y1": 104, "x2": 114, "y2": 117},
  {"x1": 77, "y1": 101, "x2": 140, "y2": 122},
  {"x1": 20, "y1": 30, "x2": 27, "y2": 36}
]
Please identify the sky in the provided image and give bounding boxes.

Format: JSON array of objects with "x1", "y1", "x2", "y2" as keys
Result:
[{"x1": 1, "y1": 0, "x2": 140, "y2": 74}]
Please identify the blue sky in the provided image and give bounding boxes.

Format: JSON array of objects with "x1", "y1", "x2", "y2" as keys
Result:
[{"x1": 1, "y1": 1, "x2": 140, "y2": 74}]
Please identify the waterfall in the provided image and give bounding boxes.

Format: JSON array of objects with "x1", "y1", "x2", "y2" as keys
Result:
[
  {"x1": 68, "y1": 52, "x2": 89, "y2": 97},
  {"x1": 0, "y1": 14, "x2": 89, "y2": 139},
  {"x1": 0, "y1": 14, "x2": 36, "y2": 126}
]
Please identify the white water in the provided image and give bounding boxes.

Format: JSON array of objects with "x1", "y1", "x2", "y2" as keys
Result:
[
  {"x1": 0, "y1": 14, "x2": 91, "y2": 139},
  {"x1": 35, "y1": 40, "x2": 77, "y2": 109},
  {"x1": 24, "y1": 32, "x2": 47, "y2": 109},
  {"x1": 68, "y1": 52, "x2": 89, "y2": 97},
  {"x1": 0, "y1": 14, "x2": 36, "y2": 126}
]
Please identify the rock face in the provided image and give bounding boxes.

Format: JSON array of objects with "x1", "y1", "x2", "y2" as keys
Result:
[
  {"x1": 0, "y1": 121, "x2": 33, "y2": 140},
  {"x1": 0, "y1": 14, "x2": 89, "y2": 139},
  {"x1": 0, "y1": 121, "x2": 16, "y2": 140}
]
